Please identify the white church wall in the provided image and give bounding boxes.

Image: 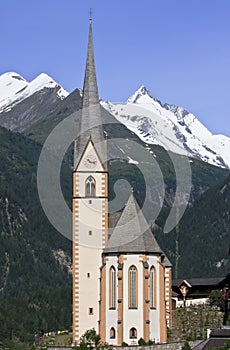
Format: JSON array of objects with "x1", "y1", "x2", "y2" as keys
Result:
[
  {"x1": 148, "y1": 255, "x2": 161, "y2": 343},
  {"x1": 78, "y1": 200, "x2": 104, "y2": 248},
  {"x1": 77, "y1": 245, "x2": 102, "y2": 337},
  {"x1": 73, "y1": 167, "x2": 106, "y2": 340},
  {"x1": 106, "y1": 256, "x2": 118, "y2": 345},
  {"x1": 164, "y1": 267, "x2": 171, "y2": 328},
  {"x1": 123, "y1": 255, "x2": 144, "y2": 345},
  {"x1": 103, "y1": 254, "x2": 165, "y2": 345}
]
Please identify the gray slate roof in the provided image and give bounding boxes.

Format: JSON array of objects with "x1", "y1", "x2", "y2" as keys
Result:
[
  {"x1": 161, "y1": 254, "x2": 172, "y2": 267},
  {"x1": 105, "y1": 193, "x2": 167, "y2": 256},
  {"x1": 173, "y1": 277, "x2": 225, "y2": 288},
  {"x1": 210, "y1": 328, "x2": 230, "y2": 337},
  {"x1": 74, "y1": 20, "x2": 107, "y2": 170}
]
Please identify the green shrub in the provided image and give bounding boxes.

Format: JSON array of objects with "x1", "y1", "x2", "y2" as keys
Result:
[
  {"x1": 182, "y1": 341, "x2": 191, "y2": 350},
  {"x1": 138, "y1": 338, "x2": 146, "y2": 346}
]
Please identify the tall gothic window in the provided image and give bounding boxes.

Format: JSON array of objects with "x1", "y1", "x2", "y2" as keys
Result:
[
  {"x1": 109, "y1": 266, "x2": 116, "y2": 309},
  {"x1": 85, "y1": 176, "x2": 96, "y2": 197},
  {"x1": 129, "y1": 265, "x2": 137, "y2": 309},
  {"x1": 149, "y1": 266, "x2": 156, "y2": 308}
]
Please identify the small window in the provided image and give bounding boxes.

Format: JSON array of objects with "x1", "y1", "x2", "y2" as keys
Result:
[
  {"x1": 87, "y1": 273, "x2": 90, "y2": 278},
  {"x1": 89, "y1": 230, "x2": 92, "y2": 236},
  {"x1": 110, "y1": 327, "x2": 116, "y2": 339},
  {"x1": 89, "y1": 200, "x2": 92, "y2": 204},
  {"x1": 129, "y1": 327, "x2": 137, "y2": 339},
  {"x1": 89, "y1": 307, "x2": 94, "y2": 315}
]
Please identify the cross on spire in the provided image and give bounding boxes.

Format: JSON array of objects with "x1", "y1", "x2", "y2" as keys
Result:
[{"x1": 89, "y1": 8, "x2": 93, "y2": 23}]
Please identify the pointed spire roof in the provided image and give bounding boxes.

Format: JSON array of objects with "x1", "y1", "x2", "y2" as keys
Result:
[
  {"x1": 74, "y1": 19, "x2": 106, "y2": 169},
  {"x1": 82, "y1": 18, "x2": 99, "y2": 109},
  {"x1": 105, "y1": 192, "x2": 164, "y2": 254}
]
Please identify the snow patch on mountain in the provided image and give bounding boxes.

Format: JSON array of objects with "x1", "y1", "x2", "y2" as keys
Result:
[
  {"x1": 102, "y1": 86, "x2": 230, "y2": 169},
  {"x1": 0, "y1": 72, "x2": 69, "y2": 112}
]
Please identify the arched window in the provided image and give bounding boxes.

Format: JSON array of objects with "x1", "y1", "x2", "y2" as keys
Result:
[
  {"x1": 149, "y1": 266, "x2": 156, "y2": 308},
  {"x1": 129, "y1": 265, "x2": 137, "y2": 309},
  {"x1": 109, "y1": 266, "x2": 116, "y2": 309},
  {"x1": 110, "y1": 327, "x2": 116, "y2": 339},
  {"x1": 129, "y1": 327, "x2": 137, "y2": 339},
  {"x1": 85, "y1": 176, "x2": 96, "y2": 197}
]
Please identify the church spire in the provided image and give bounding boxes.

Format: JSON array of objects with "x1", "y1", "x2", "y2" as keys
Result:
[
  {"x1": 74, "y1": 19, "x2": 107, "y2": 170},
  {"x1": 82, "y1": 17, "x2": 99, "y2": 110}
]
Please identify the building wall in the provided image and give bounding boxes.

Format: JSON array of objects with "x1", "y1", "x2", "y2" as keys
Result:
[
  {"x1": 72, "y1": 141, "x2": 108, "y2": 344},
  {"x1": 103, "y1": 254, "x2": 167, "y2": 345},
  {"x1": 148, "y1": 256, "x2": 162, "y2": 344},
  {"x1": 123, "y1": 255, "x2": 143, "y2": 345},
  {"x1": 105, "y1": 255, "x2": 119, "y2": 346},
  {"x1": 165, "y1": 267, "x2": 172, "y2": 328}
]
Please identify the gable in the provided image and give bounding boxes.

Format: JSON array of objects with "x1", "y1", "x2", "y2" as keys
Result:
[{"x1": 77, "y1": 139, "x2": 105, "y2": 172}]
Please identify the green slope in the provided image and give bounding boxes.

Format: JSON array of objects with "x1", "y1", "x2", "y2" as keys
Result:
[
  {"x1": 0, "y1": 126, "x2": 72, "y2": 342},
  {"x1": 155, "y1": 173, "x2": 230, "y2": 278}
]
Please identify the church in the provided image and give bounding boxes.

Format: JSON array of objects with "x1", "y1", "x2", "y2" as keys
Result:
[{"x1": 72, "y1": 19, "x2": 172, "y2": 346}]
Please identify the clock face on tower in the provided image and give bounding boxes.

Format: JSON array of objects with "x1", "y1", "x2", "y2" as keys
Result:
[{"x1": 83, "y1": 154, "x2": 98, "y2": 168}]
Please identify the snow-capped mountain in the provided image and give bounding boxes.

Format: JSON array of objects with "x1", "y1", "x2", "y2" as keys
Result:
[
  {"x1": 102, "y1": 86, "x2": 230, "y2": 169},
  {"x1": 0, "y1": 72, "x2": 69, "y2": 113},
  {"x1": 0, "y1": 72, "x2": 229, "y2": 170}
]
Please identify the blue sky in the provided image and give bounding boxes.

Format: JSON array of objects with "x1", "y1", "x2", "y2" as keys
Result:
[{"x1": 1, "y1": 0, "x2": 230, "y2": 136}]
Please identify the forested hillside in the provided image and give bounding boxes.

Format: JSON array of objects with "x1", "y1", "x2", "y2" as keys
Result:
[
  {"x1": 0, "y1": 126, "x2": 72, "y2": 342},
  {"x1": 155, "y1": 173, "x2": 230, "y2": 278}
]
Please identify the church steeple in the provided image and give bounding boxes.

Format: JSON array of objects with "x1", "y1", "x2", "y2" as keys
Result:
[
  {"x1": 82, "y1": 18, "x2": 99, "y2": 110},
  {"x1": 72, "y1": 20, "x2": 108, "y2": 344},
  {"x1": 74, "y1": 19, "x2": 107, "y2": 170}
]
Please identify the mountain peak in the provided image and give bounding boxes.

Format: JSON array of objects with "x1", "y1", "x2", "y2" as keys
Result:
[
  {"x1": 0, "y1": 72, "x2": 27, "y2": 82},
  {"x1": 127, "y1": 85, "x2": 153, "y2": 104},
  {"x1": 137, "y1": 85, "x2": 152, "y2": 96},
  {"x1": 28, "y1": 72, "x2": 58, "y2": 91},
  {"x1": 0, "y1": 72, "x2": 69, "y2": 112}
]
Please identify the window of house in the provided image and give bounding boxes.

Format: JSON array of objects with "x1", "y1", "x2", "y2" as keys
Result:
[
  {"x1": 89, "y1": 307, "x2": 94, "y2": 315},
  {"x1": 85, "y1": 176, "x2": 96, "y2": 197},
  {"x1": 129, "y1": 266, "x2": 137, "y2": 309}
]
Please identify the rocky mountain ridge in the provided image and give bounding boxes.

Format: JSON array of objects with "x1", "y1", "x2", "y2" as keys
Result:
[
  {"x1": 0, "y1": 72, "x2": 229, "y2": 170},
  {"x1": 102, "y1": 85, "x2": 230, "y2": 169}
]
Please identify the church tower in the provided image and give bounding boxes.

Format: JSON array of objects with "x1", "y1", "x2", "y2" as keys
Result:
[{"x1": 72, "y1": 18, "x2": 108, "y2": 345}]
